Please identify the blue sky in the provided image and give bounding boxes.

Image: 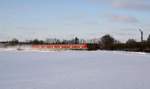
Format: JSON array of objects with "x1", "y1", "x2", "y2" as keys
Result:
[{"x1": 0, "y1": 0, "x2": 150, "y2": 41}]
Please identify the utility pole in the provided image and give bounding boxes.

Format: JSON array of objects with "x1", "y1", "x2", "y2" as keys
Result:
[{"x1": 139, "y1": 29, "x2": 143, "y2": 42}]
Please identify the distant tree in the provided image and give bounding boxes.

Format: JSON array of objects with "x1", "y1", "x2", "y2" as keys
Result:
[
  {"x1": 74, "y1": 37, "x2": 79, "y2": 44},
  {"x1": 9, "y1": 38, "x2": 19, "y2": 45},
  {"x1": 147, "y1": 34, "x2": 150, "y2": 42},
  {"x1": 79, "y1": 39, "x2": 86, "y2": 44},
  {"x1": 126, "y1": 39, "x2": 138, "y2": 50},
  {"x1": 101, "y1": 34, "x2": 115, "y2": 49},
  {"x1": 69, "y1": 37, "x2": 80, "y2": 44},
  {"x1": 61, "y1": 40, "x2": 67, "y2": 44},
  {"x1": 31, "y1": 39, "x2": 44, "y2": 44},
  {"x1": 126, "y1": 39, "x2": 137, "y2": 45},
  {"x1": 146, "y1": 35, "x2": 150, "y2": 51},
  {"x1": 114, "y1": 40, "x2": 120, "y2": 44},
  {"x1": 12, "y1": 38, "x2": 19, "y2": 43},
  {"x1": 32, "y1": 39, "x2": 39, "y2": 44},
  {"x1": 55, "y1": 39, "x2": 61, "y2": 44},
  {"x1": 45, "y1": 38, "x2": 51, "y2": 44}
]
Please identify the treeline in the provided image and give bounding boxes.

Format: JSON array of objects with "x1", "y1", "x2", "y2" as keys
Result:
[
  {"x1": 0, "y1": 37, "x2": 84, "y2": 47},
  {"x1": 1, "y1": 34, "x2": 150, "y2": 52},
  {"x1": 99, "y1": 34, "x2": 150, "y2": 52},
  {"x1": 0, "y1": 37, "x2": 81, "y2": 45}
]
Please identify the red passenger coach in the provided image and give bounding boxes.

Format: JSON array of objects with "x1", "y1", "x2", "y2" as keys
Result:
[{"x1": 32, "y1": 44, "x2": 88, "y2": 50}]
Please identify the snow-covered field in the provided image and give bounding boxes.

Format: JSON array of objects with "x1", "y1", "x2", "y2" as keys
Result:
[{"x1": 0, "y1": 50, "x2": 150, "y2": 89}]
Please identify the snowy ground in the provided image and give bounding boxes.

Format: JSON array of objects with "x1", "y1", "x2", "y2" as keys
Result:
[{"x1": 0, "y1": 50, "x2": 150, "y2": 89}]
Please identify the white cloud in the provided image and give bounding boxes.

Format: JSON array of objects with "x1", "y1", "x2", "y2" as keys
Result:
[
  {"x1": 108, "y1": 14, "x2": 139, "y2": 23},
  {"x1": 112, "y1": 1, "x2": 150, "y2": 11},
  {"x1": 87, "y1": 0, "x2": 150, "y2": 11}
]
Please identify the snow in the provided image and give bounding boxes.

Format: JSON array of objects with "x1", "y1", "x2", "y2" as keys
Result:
[{"x1": 0, "y1": 51, "x2": 150, "y2": 89}]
